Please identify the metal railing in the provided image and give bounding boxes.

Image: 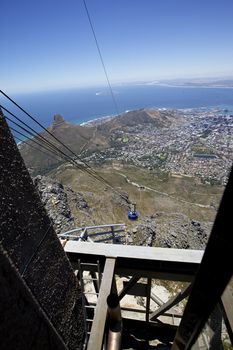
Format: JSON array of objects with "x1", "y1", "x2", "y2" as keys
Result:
[{"x1": 58, "y1": 224, "x2": 126, "y2": 244}]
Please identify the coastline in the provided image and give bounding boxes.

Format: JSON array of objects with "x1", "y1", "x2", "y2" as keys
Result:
[
  {"x1": 79, "y1": 114, "x2": 115, "y2": 127},
  {"x1": 77, "y1": 105, "x2": 233, "y2": 127},
  {"x1": 7, "y1": 84, "x2": 233, "y2": 131}
]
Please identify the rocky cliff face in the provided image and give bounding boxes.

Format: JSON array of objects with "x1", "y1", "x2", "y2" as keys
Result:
[{"x1": 33, "y1": 175, "x2": 89, "y2": 234}]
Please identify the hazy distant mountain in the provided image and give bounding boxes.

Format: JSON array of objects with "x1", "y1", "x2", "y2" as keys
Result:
[{"x1": 148, "y1": 78, "x2": 233, "y2": 88}]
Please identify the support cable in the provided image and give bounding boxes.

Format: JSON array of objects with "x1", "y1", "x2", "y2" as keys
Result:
[
  {"x1": 3, "y1": 108, "x2": 113, "y2": 185},
  {"x1": 9, "y1": 126, "x2": 121, "y2": 194},
  {"x1": 5, "y1": 115, "x2": 65, "y2": 157},
  {"x1": 10, "y1": 126, "x2": 64, "y2": 160},
  {"x1": 0, "y1": 90, "x2": 108, "y2": 173},
  {"x1": 0, "y1": 92, "x2": 129, "y2": 201},
  {"x1": 14, "y1": 135, "x2": 63, "y2": 161},
  {"x1": 82, "y1": 0, "x2": 120, "y2": 117},
  {"x1": 1, "y1": 105, "x2": 63, "y2": 153}
]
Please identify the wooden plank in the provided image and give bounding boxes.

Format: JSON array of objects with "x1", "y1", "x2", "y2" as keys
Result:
[
  {"x1": 65, "y1": 241, "x2": 203, "y2": 264},
  {"x1": 87, "y1": 258, "x2": 116, "y2": 350},
  {"x1": 150, "y1": 284, "x2": 192, "y2": 321}
]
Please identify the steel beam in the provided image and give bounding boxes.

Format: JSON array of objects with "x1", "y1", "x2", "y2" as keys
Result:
[
  {"x1": 146, "y1": 278, "x2": 152, "y2": 322},
  {"x1": 118, "y1": 275, "x2": 141, "y2": 301},
  {"x1": 150, "y1": 284, "x2": 192, "y2": 321}
]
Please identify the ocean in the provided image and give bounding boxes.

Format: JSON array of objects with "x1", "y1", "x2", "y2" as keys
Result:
[{"x1": 1, "y1": 84, "x2": 233, "y2": 132}]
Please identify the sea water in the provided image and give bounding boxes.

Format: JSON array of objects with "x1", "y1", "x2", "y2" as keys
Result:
[{"x1": 1, "y1": 84, "x2": 233, "y2": 133}]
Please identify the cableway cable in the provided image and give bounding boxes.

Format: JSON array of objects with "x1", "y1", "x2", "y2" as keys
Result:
[
  {"x1": 3, "y1": 111, "x2": 127, "y2": 201},
  {"x1": 3, "y1": 111, "x2": 78, "y2": 161},
  {"x1": 1, "y1": 103, "x2": 110, "y2": 183},
  {"x1": 9, "y1": 126, "x2": 64, "y2": 160},
  {"x1": 1, "y1": 106, "x2": 99, "y2": 172},
  {"x1": 0, "y1": 91, "x2": 128, "y2": 201},
  {"x1": 9, "y1": 124, "x2": 115, "y2": 188},
  {"x1": 5, "y1": 115, "x2": 64, "y2": 157},
  {"x1": 14, "y1": 135, "x2": 64, "y2": 161},
  {"x1": 82, "y1": 0, "x2": 120, "y2": 117},
  {"x1": 1, "y1": 105, "x2": 64, "y2": 153}
]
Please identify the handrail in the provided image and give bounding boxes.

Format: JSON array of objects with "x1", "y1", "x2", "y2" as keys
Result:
[
  {"x1": 58, "y1": 223, "x2": 126, "y2": 244},
  {"x1": 58, "y1": 223, "x2": 125, "y2": 236}
]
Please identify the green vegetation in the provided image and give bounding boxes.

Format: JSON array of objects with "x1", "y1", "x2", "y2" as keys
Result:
[
  {"x1": 158, "y1": 152, "x2": 168, "y2": 161},
  {"x1": 122, "y1": 136, "x2": 129, "y2": 143}
]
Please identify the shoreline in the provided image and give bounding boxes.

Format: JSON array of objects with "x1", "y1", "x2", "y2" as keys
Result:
[
  {"x1": 79, "y1": 114, "x2": 115, "y2": 127},
  {"x1": 77, "y1": 105, "x2": 233, "y2": 127}
]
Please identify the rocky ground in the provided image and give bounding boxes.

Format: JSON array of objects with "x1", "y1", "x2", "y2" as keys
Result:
[
  {"x1": 33, "y1": 175, "x2": 89, "y2": 234},
  {"x1": 34, "y1": 175, "x2": 212, "y2": 250},
  {"x1": 127, "y1": 212, "x2": 212, "y2": 250}
]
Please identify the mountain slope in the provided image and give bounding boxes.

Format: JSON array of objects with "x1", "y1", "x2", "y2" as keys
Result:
[
  {"x1": 19, "y1": 114, "x2": 109, "y2": 175},
  {"x1": 96, "y1": 108, "x2": 177, "y2": 134},
  {"x1": 19, "y1": 109, "x2": 177, "y2": 175}
]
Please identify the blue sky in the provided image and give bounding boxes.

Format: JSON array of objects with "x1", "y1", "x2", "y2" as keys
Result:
[{"x1": 2, "y1": 0, "x2": 233, "y2": 93}]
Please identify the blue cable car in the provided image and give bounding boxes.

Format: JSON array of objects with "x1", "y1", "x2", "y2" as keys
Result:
[{"x1": 128, "y1": 203, "x2": 139, "y2": 220}]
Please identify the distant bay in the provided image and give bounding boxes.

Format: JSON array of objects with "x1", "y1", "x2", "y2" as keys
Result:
[{"x1": 1, "y1": 84, "x2": 233, "y2": 132}]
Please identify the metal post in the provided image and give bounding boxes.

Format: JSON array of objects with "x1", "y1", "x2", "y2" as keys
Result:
[
  {"x1": 106, "y1": 293, "x2": 122, "y2": 350},
  {"x1": 146, "y1": 278, "x2": 152, "y2": 322},
  {"x1": 111, "y1": 226, "x2": 116, "y2": 244}
]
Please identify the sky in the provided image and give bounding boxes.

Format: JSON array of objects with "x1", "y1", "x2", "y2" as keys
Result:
[{"x1": 1, "y1": 0, "x2": 233, "y2": 93}]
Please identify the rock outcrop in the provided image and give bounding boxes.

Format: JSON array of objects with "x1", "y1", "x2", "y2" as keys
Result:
[
  {"x1": 33, "y1": 175, "x2": 89, "y2": 234},
  {"x1": 128, "y1": 212, "x2": 212, "y2": 250}
]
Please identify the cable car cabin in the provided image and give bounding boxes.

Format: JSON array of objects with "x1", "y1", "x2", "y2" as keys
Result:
[
  {"x1": 128, "y1": 203, "x2": 139, "y2": 220},
  {"x1": 128, "y1": 210, "x2": 139, "y2": 220}
]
